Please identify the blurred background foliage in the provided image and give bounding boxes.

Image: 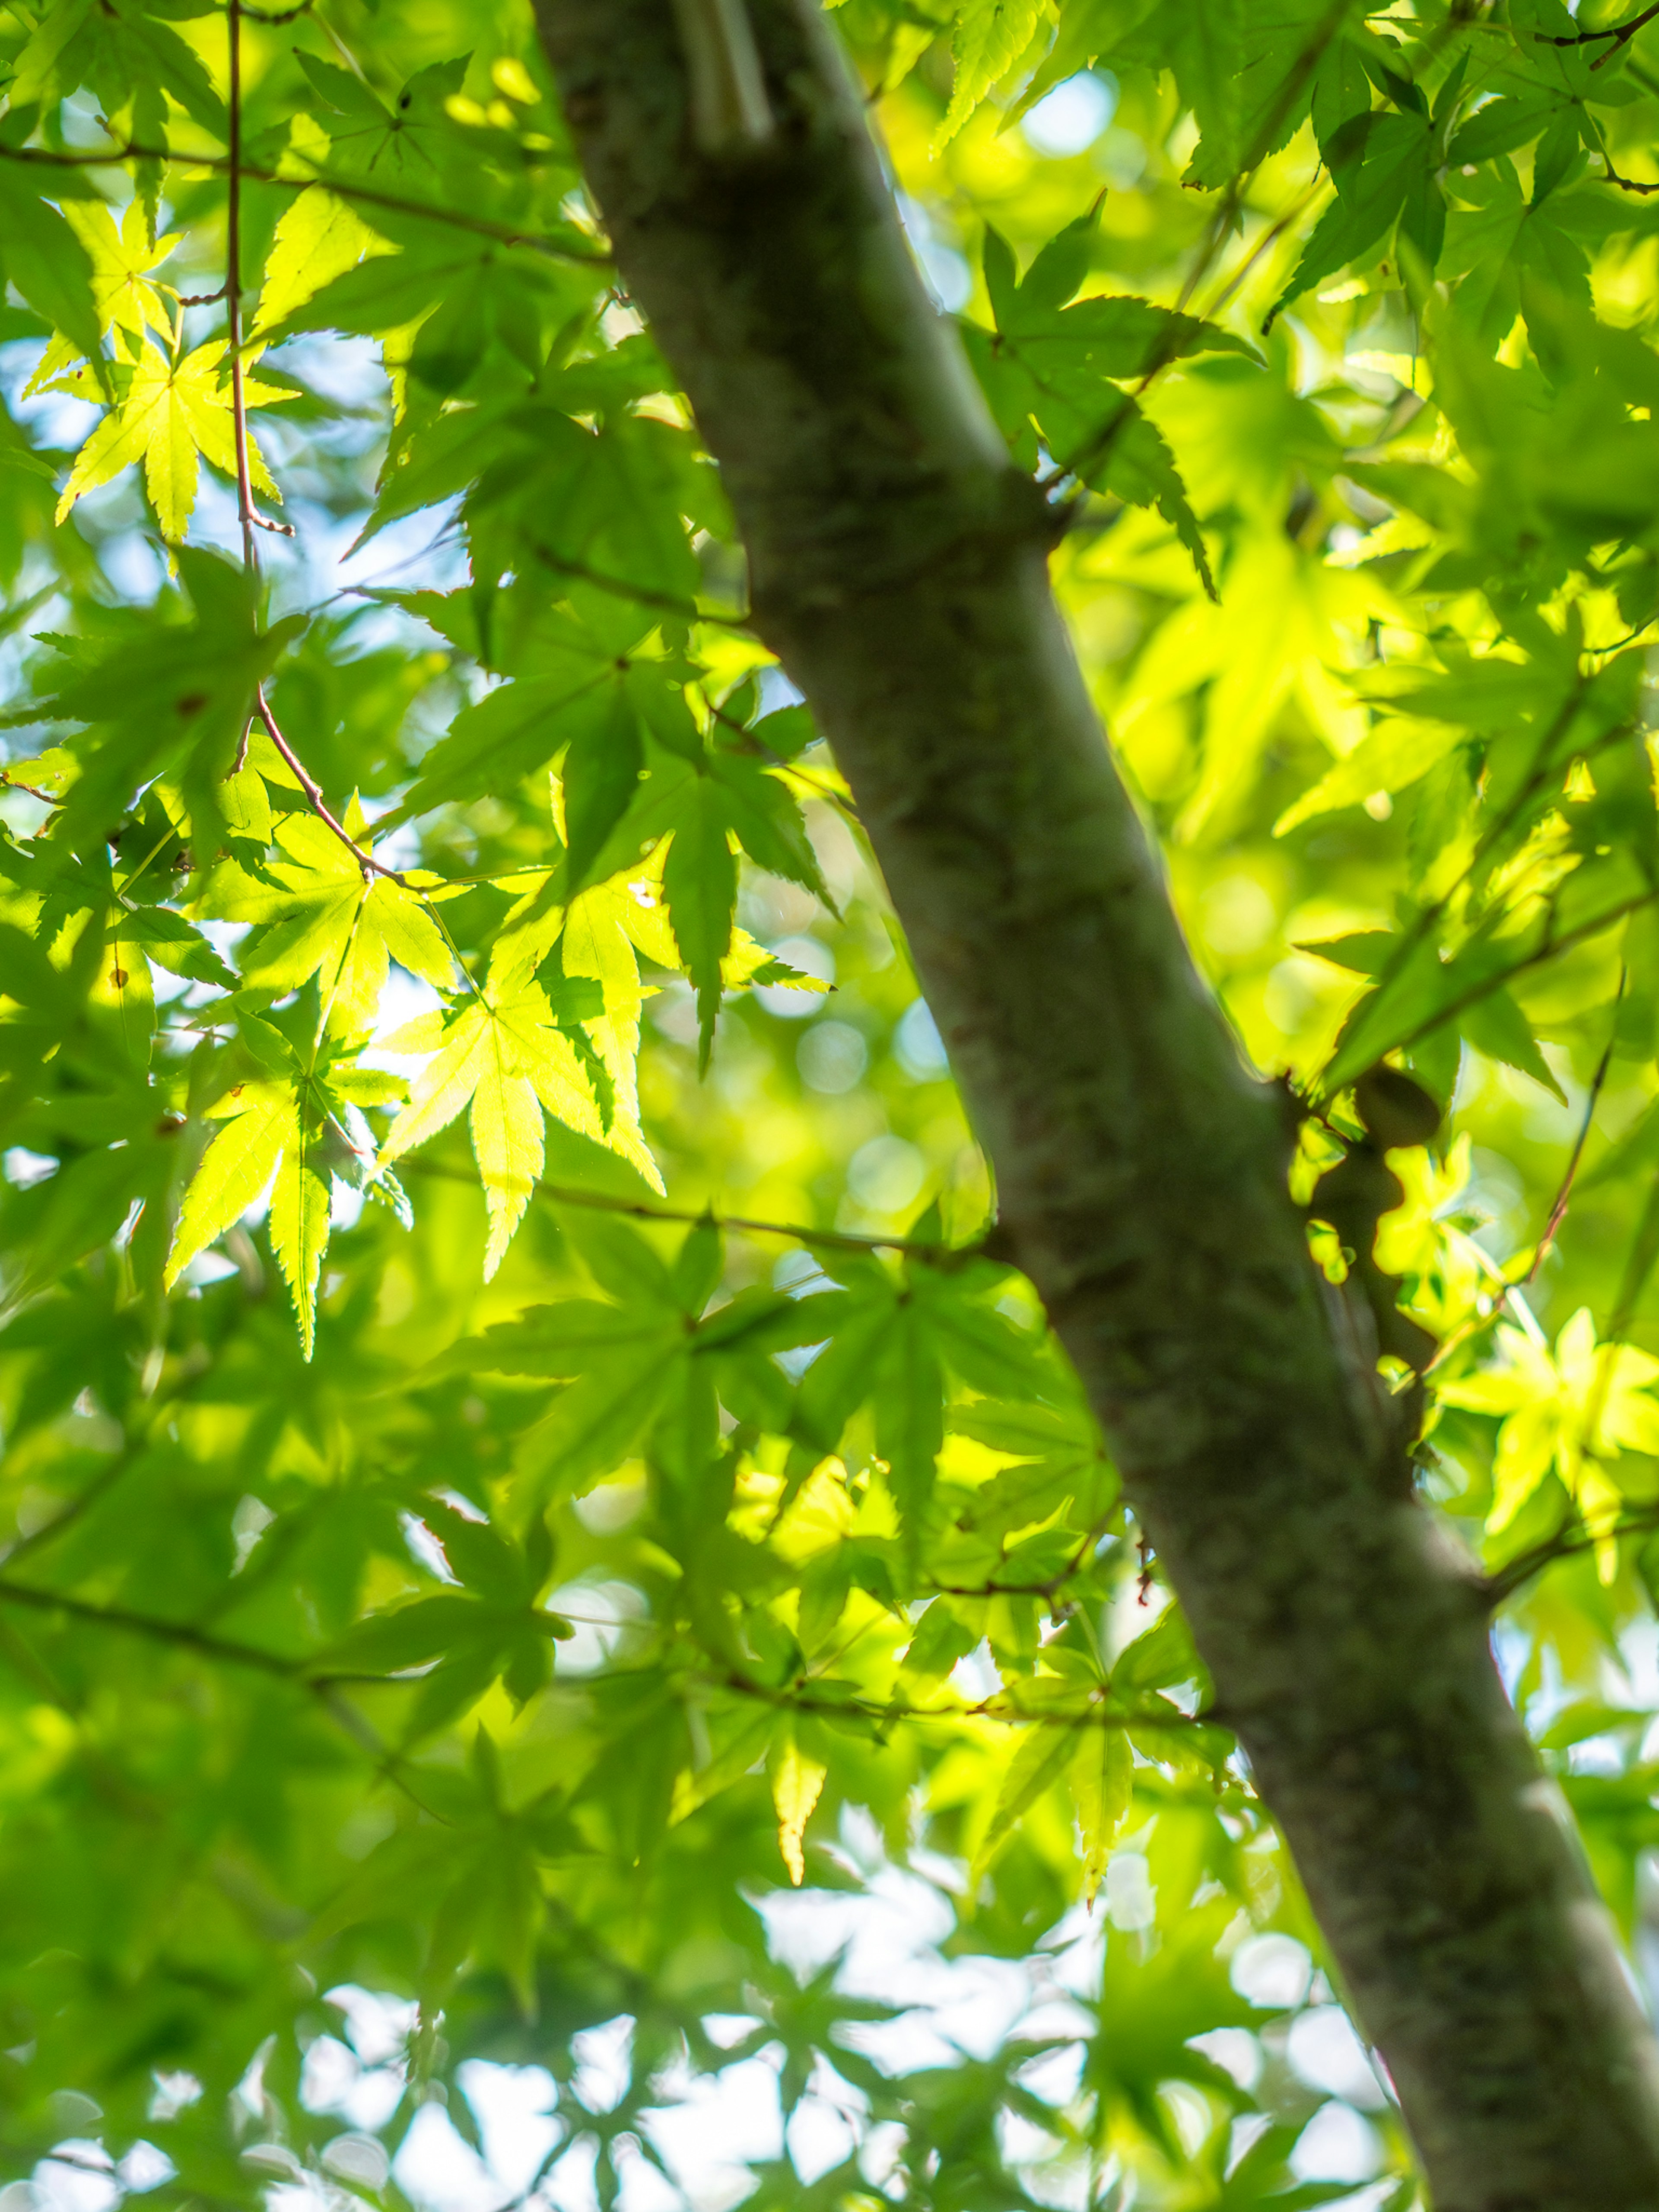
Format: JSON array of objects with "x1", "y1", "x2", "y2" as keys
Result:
[{"x1": 6, "y1": 2, "x2": 1659, "y2": 2210}]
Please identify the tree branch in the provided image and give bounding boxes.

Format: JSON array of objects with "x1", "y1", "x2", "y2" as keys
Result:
[
  {"x1": 220, "y1": 3, "x2": 409, "y2": 899},
  {"x1": 712, "y1": 1668, "x2": 1213, "y2": 1734},
  {"x1": 0, "y1": 142, "x2": 610, "y2": 266},
  {"x1": 530, "y1": 5, "x2": 1659, "y2": 2204},
  {"x1": 1526, "y1": 976, "x2": 1623, "y2": 1285},
  {"x1": 1538, "y1": 0, "x2": 1659, "y2": 64},
  {"x1": 399, "y1": 1155, "x2": 983, "y2": 1260},
  {"x1": 1484, "y1": 1503, "x2": 1659, "y2": 1608},
  {"x1": 0, "y1": 1575, "x2": 299, "y2": 1675},
  {"x1": 254, "y1": 690, "x2": 407, "y2": 881}
]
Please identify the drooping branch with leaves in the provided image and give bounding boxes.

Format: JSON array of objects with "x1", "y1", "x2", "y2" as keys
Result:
[{"x1": 11, "y1": 2, "x2": 1659, "y2": 2209}]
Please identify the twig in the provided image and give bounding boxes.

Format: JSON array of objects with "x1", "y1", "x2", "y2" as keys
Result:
[
  {"x1": 399, "y1": 1156, "x2": 986, "y2": 1261},
  {"x1": 531, "y1": 542, "x2": 750, "y2": 627},
  {"x1": 1483, "y1": 1503, "x2": 1659, "y2": 1606},
  {"x1": 0, "y1": 1575, "x2": 299, "y2": 1675},
  {"x1": 0, "y1": 1444, "x2": 140, "y2": 1571},
  {"x1": 1526, "y1": 972, "x2": 1624, "y2": 1285},
  {"x1": 1538, "y1": 0, "x2": 1659, "y2": 64},
  {"x1": 0, "y1": 140, "x2": 611, "y2": 265},
  {"x1": 1425, "y1": 992, "x2": 1627, "y2": 1378},
  {"x1": 0, "y1": 1570, "x2": 1218, "y2": 1745},
  {"x1": 0, "y1": 770, "x2": 61, "y2": 806},
  {"x1": 712, "y1": 1666, "x2": 1214, "y2": 1733},
  {"x1": 1310, "y1": 694, "x2": 1628, "y2": 1101},
  {"x1": 1599, "y1": 156, "x2": 1659, "y2": 193},
  {"x1": 1197, "y1": 182, "x2": 1325, "y2": 322},
  {"x1": 1032, "y1": 0, "x2": 1350, "y2": 501},
  {"x1": 254, "y1": 691, "x2": 406, "y2": 881},
  {"x1": 0, "y1": 1571, "x2": 456, "y2": 1821},
  {"x1": 227, "y1": 0, "x2": 257, "y2": 578},
  {"x1": 1389, "y1": 886, "x2": 1659, "y2": 1070},
  {"x1": 221, "y1": 3, "x2": 404, "y2": 889}
]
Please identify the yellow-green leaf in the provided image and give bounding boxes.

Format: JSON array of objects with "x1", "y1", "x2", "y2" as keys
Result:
[
  {"x1": 57, "y1": 337, "x2": 293, "y2": 541},
  {"x1": 972, "y1": 1723, "x2": 1076, "y2": 1881},
  {"x1": 253, "y1": 188, "x2": 396, "y2": 335},
  {"x1": 1075, "y1": 1725, "x2": 1133, "y2": 1907},
  {"x1": 381, "y1": 976, "x2": 607, "y2": 1277},
  {"x1": 471, "y1": 1036, "x2": 546, "y2": 1282},
  {"x1": 938, "y1": 0, "x2": 1045, "y2": 146},
  {"x1": 164, "y1": 1081, "x2": 295, "y2": 1287},
  {"x1": 771, "y1": 1730, "x2": 827, "y2": 1886},
  {"x1": 1274, "y1": 716, "x2": 1463, "y2": 836},
  {"x1": 267, "y1": 1110, "x2": 333, "y2": 1358}
]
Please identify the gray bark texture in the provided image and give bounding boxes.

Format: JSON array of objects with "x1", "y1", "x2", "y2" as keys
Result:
[{"x1": 531, "y1": 3, "x2": 1659, "y2": 2202}]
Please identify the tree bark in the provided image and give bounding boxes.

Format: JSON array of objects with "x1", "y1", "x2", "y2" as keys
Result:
[{"x1": 531, "y1": 3, "x2": 1659, "y2": 2202}]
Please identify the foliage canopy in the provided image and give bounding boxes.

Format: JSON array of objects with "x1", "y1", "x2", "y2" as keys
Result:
[{"x1": 9, "y1": 0, "x2": 1659, "y2": 2206}]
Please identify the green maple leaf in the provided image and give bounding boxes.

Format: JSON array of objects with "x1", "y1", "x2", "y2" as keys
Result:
[
  {"x1": 24, "y1": 197, "x2": 179, "y2": 395},
  {"x1": 938, "y1": 0, "x2": 1046, "y2": 145},
  {"x1": 200, "y1": 805, "x2": 456, "y2": 1040},
  {"x1": 380, "y1": 970, "x2": 614, "y2": 1278},
  {"x1": 55, "y1": 334, "x2": 294, "y2": 541},
  {"x1": 163, "y1": 1058, "x2": 397, "y2": 1356},
  {"x1": 251, "y1": 187, "x2": 396, "y2": 337}
]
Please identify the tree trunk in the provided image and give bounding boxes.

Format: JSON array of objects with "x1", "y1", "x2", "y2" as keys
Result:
[{"x1": 532, "y1": 3, "x2": 1659, "y2": 2202}]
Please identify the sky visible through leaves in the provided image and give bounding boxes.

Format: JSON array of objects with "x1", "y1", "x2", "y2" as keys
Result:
[{"x1": 11, "y1": 3, "x2": 1659, "y2": 2210}]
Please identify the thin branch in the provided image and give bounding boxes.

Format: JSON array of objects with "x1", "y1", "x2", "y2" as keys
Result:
[
  {"x1": 398, "y1": 1157, "x2": 983, "y2": 1260},
  {"x1": 1309, "y1": 686, "x2": 1604, "y2": 1100},
  {"x1": 0, "y1": 1573, "x2": 1218, "y2": 1747},
  {"x1": 1526, "y1": 972, "x2": 1624, "y2": 1285},
  {"x1": 0, "y1": 141, "x2": 611, "y2": 266},
  {"x1": 1483, "y1": 1502, "x2": 1659, "y2": 1607},
  {"x1": 1426, "y1": 990, "x2": 1626, "y2": 1378},
  {"x1": 0, "y1": 769, "x2": 61, "y2": 806},
  {"x1": 1033, "y1": 0, "x2": 1351, "y2": 499},
  {"x1": 220, "y1": 3, "x2": 405, "y2": 891},
  {"x1": 1196, "y1": 181, "x2": 1325, "y2": 322},
  {"x1": 531, "y1": 542, "x2": 750, "y2": 627},
  {"x1": 711, "y1": 1666, "x2": 1217, "y2": 1734},
  {"x1": 1391, "y1": 886, "x2": 1659, "y2": 1070},
  {"x1": 1538, "y1": 0, "x2": 1659, "y2": 64},
  {"x1": 929, "y1": 1503, "x2": 1122, "y2": 1605},
  {"x1": 0, "y1": 1576, "x2": 299, "y2": 1675},
  {"x1": 227, "y1": 0, "x2": 257, "y2": 578},
  {"x1": 254, "y1": 690, "x2": 407, "y2": 881},
  {"x1": 0, "y1": 1445, "x2": 140, "y2": 1571},
  {"x1": 0, "y1": 1571, "x2": 461, "y2": 1824},
  {"x1": 1600, "y1": 157, "x2": 1659, "y2": 194}
]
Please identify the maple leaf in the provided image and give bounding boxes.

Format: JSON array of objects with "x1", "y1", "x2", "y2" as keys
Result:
[
  {"x1": 165, "y1": 1077, "x2": 298, "y2": 1296},
  {"x1": 25, "y1": 198, "x2": 179, "y2": 397},
  {"x1": 380, "y1": 971, "x2": 609, "y2": 1278},
  {"x1": 164, "y1": 1054, "x2": 408, "y2": 1356},
  {"x1": 251, "y1": 186, "x2": 397, "y2": 336},
  {"x1": 938, "y1": 0, "x2": 1046, "y2": 145},
  {"x1": 55, "y1": 334, "x2": 295, "y2": 540},
  {"x1": 197, "y1": 804, "x2": 455, "y2": 1041}
]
